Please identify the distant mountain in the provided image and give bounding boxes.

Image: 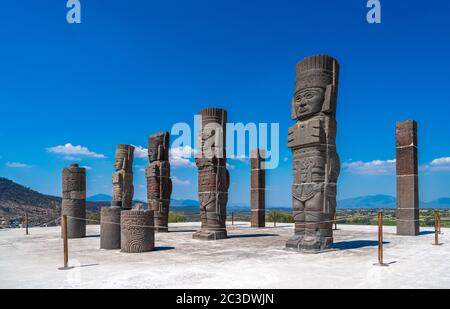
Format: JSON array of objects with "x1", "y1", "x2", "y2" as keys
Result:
[
  {"x1": 0, "y1": 177, "x2": 108, "y2": 228},
  {"x1": 338, "y1": 195, "x2": 396, "y2": 209},
  {"x1": 87, "y1": 194, "x2": 112, "y2": 202},
  {"x1": 171, "y1": 199, "x2": 198, "y2": 207},
  {"x1": 338, "y1": 195, "x2": 450, "y2": 209},
  {"x1": 422, "y1": 198, "x2": 450, "y2": 209},
  {"x1": 0, "y1": 177, "x2": 61, "y2": 227}
]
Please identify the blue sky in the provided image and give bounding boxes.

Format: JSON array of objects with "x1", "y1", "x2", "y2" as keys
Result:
[{"x1": 1, "y1": 0, "x2": 450, "y2": 206}]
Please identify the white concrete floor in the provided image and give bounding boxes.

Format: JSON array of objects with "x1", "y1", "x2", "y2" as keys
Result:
[{"x1": 0, "y1": 222, "x2": 448, "y2": 289}]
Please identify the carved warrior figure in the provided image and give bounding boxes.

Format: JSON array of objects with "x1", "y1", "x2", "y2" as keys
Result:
[
  {"x1": 121, "y1": 209, "x2": 155, "y2": 253},
  {"x1": 251, "y1": 149, "x2": 266, "y2": 228},
  {"x1": 146, "y1": 132, "x2": 172, "y2": 232},
  {"x1": 193, "y1": 108, "x2": 230, "y2": 240},
  {"x1": 286, "y1": 55, "x2": 340, "y2": 252},
  {"x1": 61, "y1": 164, "x2": 86, "y2": 239},
  {"x1": 112, "y1": 144, "x2": 135, "y2": 210}
]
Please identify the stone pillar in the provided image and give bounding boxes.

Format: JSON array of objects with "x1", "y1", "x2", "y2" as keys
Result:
[
  {"x1": 61, "y1": 164, "x2": 86, "y2": 239},
  {"x1": 121, "y1": 209, "x2": 155, "y2": 253},
  {"x1": 286, "y1": 55, "x2": 340, "y2": 252},
  {"x1": 146, "y1": 132, "x2": 172, "y2": 232},
  {"x1": 100, "y1": 207, "x2": 121, "y2": 249},
  {"x1": 193, "y1": 108, "x2": 230, "y2": 240},
  {"x1": 396, "y1": 120, "x2": 420, "y2": 236},
  {"x1": 112, "y1": 144, "x2": 135, "y2": 210},
  {"x1": 251, "y1": 149, "x2": 266, "y2": 228}
]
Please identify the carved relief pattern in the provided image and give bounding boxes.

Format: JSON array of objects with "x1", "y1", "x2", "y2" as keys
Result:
[{"x1": 121, "y1": 210, "x2": 154, "y2": 253}]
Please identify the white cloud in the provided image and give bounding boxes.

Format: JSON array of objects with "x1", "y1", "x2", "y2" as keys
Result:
[
  {"x1": 5, "y1": 162, "x2": 32, "y2": 168},
  {"x1": 132, "y1": 145, "x2": 196, "y2": 168},
  {"x1": 81, "y1": 166, "x2": 93, "y2": 171},
  {"x1": 133, "y1": 145, "x2": 148, "y2": 159},
  {"x1": 172, "y1": 176, "x2": 191, "y2": 186},
  {"x1": 421, "y1": 157, "x2": 450, "y2": 172},
  {"x1": 344, "y1": 156, "x2": 450, "y2": 175},
  {"x1": 431, "y1": 157, "x2": 450, "y2": 166},
  {"x1": 170, "y1": 146, "x2": 196, "y2": 168},
  {"x1": 47, "y1": 143, "x2": 106, "y2": 159},
  {"x1": 342, "y1": 159, "x2": 396, "y2": 175}
]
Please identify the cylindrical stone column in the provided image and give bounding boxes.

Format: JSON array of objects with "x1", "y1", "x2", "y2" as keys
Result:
[
  {"x1": 100, "y1": 206, "x2": 121, "y2": 249},
  {"x1": 121, "y1": 210, "x2": 155, "y2": 253},
  {"x1": 61, "y1": 164, "x2": 86, "y2": 239}
]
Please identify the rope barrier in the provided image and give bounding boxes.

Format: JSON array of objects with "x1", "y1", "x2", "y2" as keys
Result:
[{"x1": 61, "y1": 212, "x2": 384, "y2": 230}]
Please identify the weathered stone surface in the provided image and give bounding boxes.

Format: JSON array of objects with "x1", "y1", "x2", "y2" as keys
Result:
[
  {"x1": 396, "y1": 147, "x2": 418, "y2": 175},
  {"x1": 193, "y1": 108, "x2": 229, "y2": 240},
  {"x1": 146, "y1": 132, "x2": 172, "y2": 233},
  {"x1": 112, "y1": 144, "x2": 134, "y2": 210},
  {"x1": 121, "y1": 210, "x2": 154, "y2": 253},
  {"x1": 251, "y1": 149, "x2": 265, "y2": 228},
  {"x1": 100, "y1": 206, "x2": 121, "y2": 250},
  {"x1": 396, "y1": 121, "x2": 419, "y2": 236},
  {"x1": 286, "y1": 55, "x2": 340, "y2": 252},
  {"x1": 61, "y1": 164, "x2": 86, "y2": 239},
  {"x1": 396, "y1": 120, "x2": 417, "y2": 147}
]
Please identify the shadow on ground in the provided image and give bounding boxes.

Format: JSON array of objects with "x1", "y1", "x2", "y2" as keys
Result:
[
  {"x1": 227, "y1": 234, "x2": 279, "y2": 239},
  {"x1": 85, "y1": 234, "x2": 100, "y2": 238},
  {"x1": 333, "y1": 240, "x2": 389, "y2": 250},
  {"x1": 169, "y1": 229, "x2": 197, "y2": 233},
  {"x1": 154, "y1": 246, "x2": 175, "y2": 252},
  {"x1": 419, "y1": 231, "x2": 435, "y2": 235}
]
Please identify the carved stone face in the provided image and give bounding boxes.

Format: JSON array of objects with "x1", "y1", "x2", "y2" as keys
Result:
[
  {"x1": 148, "y1": 146, "x2": 159, "y2": 162},
  {"x1": 114, "y1": 157, "x2": 125, "y2": 171},
  {"x1": 294, "y1": 87, "x2": 325, "y2": 119}
]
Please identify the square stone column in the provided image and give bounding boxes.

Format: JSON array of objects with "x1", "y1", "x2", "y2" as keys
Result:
[
  {"x1": 396, "y1": 120, "x2": 420, "y2": 236},
  {"x1": 251, "y1": 149, "x2": 266, "y2": 228}
]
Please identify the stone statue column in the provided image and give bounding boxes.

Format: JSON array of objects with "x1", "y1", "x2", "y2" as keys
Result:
[
  {"x1": 251, "y1": 149, "x2": 266, "y2": 228},
  {"x1": 146, "y1": 132, "x2": 173, "y2": 232},
  {"x1": 193, "y1": 108, "x2": 230, "y2": 240},
  {"x1": 286, "y1": 55, "x2": 340, "y2": 252},
  {"x1": 61, "y1": 164, "x2": 86, "y2": 239},
  {"x1": 396, "y1": 120, "x2": 420, "y2": 236},
  {"x1": 112, "y1": 144, "x2": 135, "y2": 210}
]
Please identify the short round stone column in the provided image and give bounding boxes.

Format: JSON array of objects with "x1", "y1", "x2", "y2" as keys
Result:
[
  {"x1": 121, "y1": 210, "x2": 155, "y2": 253},
  {"x1": 100, "y1": 207, "x2": 121, "y2": 249}
]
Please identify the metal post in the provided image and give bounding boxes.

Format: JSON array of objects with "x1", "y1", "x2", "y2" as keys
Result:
[
  {"x1": 434, "y1": 211, "x2": 440, "y2": 246},
  {"x1": 374, "y1": 210, "x2": 388, "y2": 267},
  {"x1": 25, "y1": 212, "x2": 29, "y2": 235},
  {"x1": 59, "y1": 215, "x2": 72, "y2": 270},
  {"x1": 438, "y1": 211, "x2": 441, "y2": 235}
]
